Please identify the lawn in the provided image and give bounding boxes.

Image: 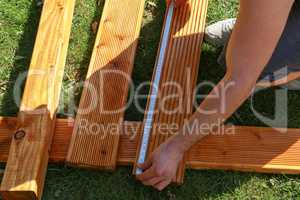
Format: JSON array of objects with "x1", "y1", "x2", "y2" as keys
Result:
[{"x1": 1, "y1": 0, "x2": 300, "y2": 199}]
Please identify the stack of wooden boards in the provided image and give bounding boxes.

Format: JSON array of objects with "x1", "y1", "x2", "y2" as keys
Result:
[{"x1": 1, "y1": 0, "x2": 300, "y2": 199}]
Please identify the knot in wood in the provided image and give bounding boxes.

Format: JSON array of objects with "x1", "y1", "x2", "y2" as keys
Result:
[{"x1": 14, "y1": 130, "x2": 26, "y2": 140}]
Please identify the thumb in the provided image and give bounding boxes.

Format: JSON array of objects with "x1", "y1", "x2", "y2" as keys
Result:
[{"x1": 137, "y1": 156, "x2": 153, "y2": 170}]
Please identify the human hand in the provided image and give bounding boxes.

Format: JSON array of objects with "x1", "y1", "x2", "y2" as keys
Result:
[
  {"x1": 136, "y1": 139, "x2": 184, "y2": 190},
  {"x1": 166, "y1": 0, "x2": 187, "y2": 7}
]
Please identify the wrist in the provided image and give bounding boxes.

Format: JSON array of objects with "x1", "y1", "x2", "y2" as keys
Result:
[{"x1": 166, "y1": 134, "x2": 191, "y2": 155}]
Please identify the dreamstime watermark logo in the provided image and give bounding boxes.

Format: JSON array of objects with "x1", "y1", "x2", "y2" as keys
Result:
[{"x1": 12, "y1": 66, "x2": 290, "y2": 135}]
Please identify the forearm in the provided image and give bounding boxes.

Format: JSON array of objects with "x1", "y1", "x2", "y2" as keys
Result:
[
  {"x1": 169, "y1": 76, "x2": 253, "y2": 153},
  {"x1": 167, "y1": 0, "x2": 294, "y2": 153}
]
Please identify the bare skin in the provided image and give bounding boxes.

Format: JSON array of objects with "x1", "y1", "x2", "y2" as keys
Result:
[{"x1": 136, "y1": 0, "x2": 295, "y2": 191}]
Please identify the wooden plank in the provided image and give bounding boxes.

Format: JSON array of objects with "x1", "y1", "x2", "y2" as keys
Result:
[
  {"x1": 1, "y1": 118, "x2": 300, "y2": 174},
  {"x1": 134, "y1": 0, "x2": 208, "y2": 184},
  {"x1": 187, "y1": 126, "x2": 300, "y2": 173},
  {"x1": 0, "y1": 0, "x2": 76, "y2": 199},
  {"x1": 66, "y1": 0, "x2": 145, "y2": 170}
]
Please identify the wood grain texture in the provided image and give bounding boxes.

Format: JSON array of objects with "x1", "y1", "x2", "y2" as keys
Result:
[
  {"x1": 0, "y1": 118, "x2": 300, "y2": 174},
  {"x1": 0, "y1": 0, "x2": 75, "y2": 199},
  {"x1": 134, "y1": 0, "x2": 208, "y2": 184},
  {"x1": 66, "y1": 0, "x2": 145, "y2": 169},
  {"x1": 186, "y1": 125, "x2": 300, "y2": 174}
]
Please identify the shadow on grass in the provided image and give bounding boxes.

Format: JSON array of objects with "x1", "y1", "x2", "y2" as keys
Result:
[
  {"x1": 57, "y1": 0, "x2": 103, "y2": 118},
  {"x1": 124, "y1": 1, "x2": 166, "y2": 121},
  {"x1": 0, "y1": 1, "x2": 41, "y2": 116}
]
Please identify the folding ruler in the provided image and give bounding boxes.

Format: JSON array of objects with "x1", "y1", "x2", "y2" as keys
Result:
[{"x1": 136, "y1": 1, "x2": 175, "y2": 175}]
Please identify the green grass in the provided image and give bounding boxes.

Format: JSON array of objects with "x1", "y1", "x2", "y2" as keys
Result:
[{"x1": 1, "y1": 0, "x2": 300, "y2": 199}]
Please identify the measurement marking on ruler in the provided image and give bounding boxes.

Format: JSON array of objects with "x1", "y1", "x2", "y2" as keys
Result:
[{"x1": 136, "y1": 2, "x2": 175, "y2": 175}]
